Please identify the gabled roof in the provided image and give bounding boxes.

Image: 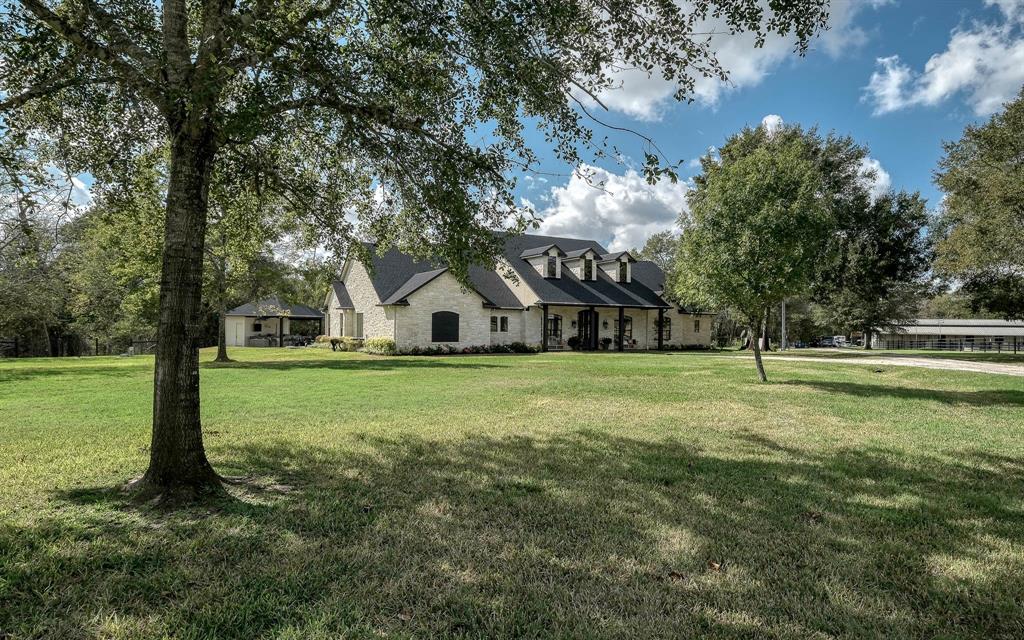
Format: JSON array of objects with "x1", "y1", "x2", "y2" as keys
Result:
[
  {"x1": 354, "y1": 244, "x2": 524, "y2": 309},
  {"x1": 227, "y1": 297, "x2": 323, "y2": 318},
  {"x1": 330, "y1": 280, "x2": 354, "y2": 309},
  {"x1": 379, "y1": 268, "x2": 448, "y2": 305},
  {"x1": 563, "y1": 247, "x2": 600, "y2": 260},
  {"x1": 598, "y1": 250, "x2": 637, "y2": 263},
  {"x1": 519, "y1": 243, "x2": 566, "y2": 258},
  {"x1": 499, "y1": 234, "x2": 670, "y2": 309}
]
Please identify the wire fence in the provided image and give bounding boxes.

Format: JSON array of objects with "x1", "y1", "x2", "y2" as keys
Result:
[{"x1": 875, "y1": 335, "x2": 1021, "y2": 353}]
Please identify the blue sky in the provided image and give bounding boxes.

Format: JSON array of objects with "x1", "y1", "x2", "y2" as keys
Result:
[{"x1": 521, "y1": 0, "x2": 1024, "y2": 251}]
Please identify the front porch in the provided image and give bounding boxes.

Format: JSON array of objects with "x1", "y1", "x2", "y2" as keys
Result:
[{"x1": 540, "y1": 304, "x2": 670, "y2": 352}]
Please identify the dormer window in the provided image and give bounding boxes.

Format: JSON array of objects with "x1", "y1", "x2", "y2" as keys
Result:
[
  {"x1": 546, "y1": 255, "x2": 557, "y2": 278},
  {"x1": 618, "y1": 261, "x2": 627, "y2": 282},
  {"x1": 583, "y1": 258, "x2": 594, "y2": 280}
]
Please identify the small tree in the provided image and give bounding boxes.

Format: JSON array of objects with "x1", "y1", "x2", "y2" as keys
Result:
[
  {"x1": 934, "y1": 88, "x2": 1024, "y2": 319},
  {"x1": 673, "y1": 124, "x2": 837, "y2": 382},
  {"x1": 813, "y1": 191, "x2": 933, "y2": 348}
]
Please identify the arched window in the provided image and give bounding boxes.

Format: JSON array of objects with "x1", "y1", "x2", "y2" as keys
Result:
[{"x1": 431, "y1": 311, "x2": 460, "y2": 342}]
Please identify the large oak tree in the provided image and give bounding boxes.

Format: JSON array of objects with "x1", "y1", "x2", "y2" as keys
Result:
[{"x1": 1, "y1": 0, "x2": 829, "y2": 501}]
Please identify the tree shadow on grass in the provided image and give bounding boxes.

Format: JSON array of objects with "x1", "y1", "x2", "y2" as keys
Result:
[
  {"x1": 780, "y1": 379, "x2": 1024, "y2": 408},
  {"x1": 4, "y1": 432, "x2": 1024, "y2": 638}
]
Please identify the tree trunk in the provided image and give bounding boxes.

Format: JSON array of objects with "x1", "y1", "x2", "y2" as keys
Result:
[
  {"x1": 214, "y1": 258, "x2": 231, "y2": 363},
  {"x1": 215, "y1": 306, "x2": 230, "y2": 362},
  {"x1": 863, "y1": 326, "x2": 873, "y2": 350},
  {"x1": 751, "y1": 310, "x2": 768, "y2": 382},
  {"x1": 133, "y1": 132, "x2": 221, "y2": 502}
]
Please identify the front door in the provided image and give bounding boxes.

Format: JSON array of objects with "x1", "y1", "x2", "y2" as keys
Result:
[{"x1": 577, "y1": 310, "x2": 598, "y2": 350}]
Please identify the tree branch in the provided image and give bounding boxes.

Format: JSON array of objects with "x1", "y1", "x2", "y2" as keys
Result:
[{"x1": 20, "y1": 0, "x2": 165, "y2": 108}]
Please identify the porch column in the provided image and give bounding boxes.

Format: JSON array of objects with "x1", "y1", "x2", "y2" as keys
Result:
[
  {"x1": 590, "y1": 306, "x2": 598, "y2": 350},
  {"x1": 278, "y1": 317, "x2": 284, "y2": 347},
  {"x1": 617, "y1": 307, "x2": 625, "y2": 352},
  {"x1": 320, "y1": 315, "x2": 325, "y2": 337},
  {"x1": 657, "y1": 308, "x2": 665, "y2": 350},
  {"x1": 541, "y1": 304, "x2": 549, "y2": 352}
]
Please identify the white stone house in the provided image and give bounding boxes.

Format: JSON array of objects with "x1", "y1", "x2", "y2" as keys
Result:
[{"x1": 324, "y1": 234, "x2": 716, "y2": 352}]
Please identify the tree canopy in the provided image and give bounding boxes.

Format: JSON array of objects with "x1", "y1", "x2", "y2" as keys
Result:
[
  {"x1": 813, "y1": 190, "x2": 932, "y2": 347},
  {"x1": 672, "y1": 123, "x2": 864, "y2": 381},
  {"x1": 934, "y1": 87, "x2": 1024, "y2": 319}
]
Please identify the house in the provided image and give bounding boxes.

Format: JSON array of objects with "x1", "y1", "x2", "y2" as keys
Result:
[
  {"x1": 324, "y1": 234, "x2": 715, "y2": 352},
  {"x1": 873, "y1": 318, "x2": 1024, "y2": 352},
  {"x1": 225, "y1": 297, "x2": 324, "y2": 347}
]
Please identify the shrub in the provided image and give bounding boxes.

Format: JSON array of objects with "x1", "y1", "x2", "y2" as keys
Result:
[
  {"x1": 600, "y1": 337, "x2": 612, "y2": 350},
  {"x1": 397, "y1": 342, "x2": 540, "y2": 356},
  {"x1": 567, "y1": 335, "x2": 581, "y2": 350},
  {"x1": 363, "y1": 337, "x2": 396, "y2": 355}
]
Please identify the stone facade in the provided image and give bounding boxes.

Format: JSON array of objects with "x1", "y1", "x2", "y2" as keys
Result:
[
  {"x1": 340, "y1": 261, "x2": 394, "y2": 339},
  {"x1": 326, "y1": 253, "x2": 716, "y2": 351},
  {"x1": 394, "y1": 272, "x2": 494, "y2": 350}
]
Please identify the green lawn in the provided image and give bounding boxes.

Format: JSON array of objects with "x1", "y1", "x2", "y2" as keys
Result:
[{"x1": 2, "y1": 348, "x2": 1023, "y2": 639}]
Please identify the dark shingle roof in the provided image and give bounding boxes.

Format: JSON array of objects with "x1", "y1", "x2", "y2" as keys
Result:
[
  {"x1": 598, "y1": 251, "x2": 636, "y2": 263},
  {"x1": 227, "y1": 297, "x2": 323, "y2": 318},
  {"x1": 358, "y1": 244, "x2": 524, "y2": 309},
  {"x1": 352, "y1": 234, "x2": 672, "y2": 311},
  {"x1": 379, "y1": 268, "x2": 448, "y2": 305},
  {"x1": 330, "y1": 281, "x2": 354, "y2": 309},
  {"x1": 564, "y1": 247, "x2": 599, "y2": 259},
  {"x1": 499, "y1": 234, "x2": 670, "y2": 308},
  {"x1": 519, "y1": 243, "x2": 566, "y2": 258}
]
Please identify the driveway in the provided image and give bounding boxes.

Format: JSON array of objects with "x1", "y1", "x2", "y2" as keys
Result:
[{"x1": 751, "y1": 354, "x2": 1024, "y2": 377}]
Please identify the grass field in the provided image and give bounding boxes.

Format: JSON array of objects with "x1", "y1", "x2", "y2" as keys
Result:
[{"x1": 2, "y1": 348, "x2": 1023, "y2": 639}]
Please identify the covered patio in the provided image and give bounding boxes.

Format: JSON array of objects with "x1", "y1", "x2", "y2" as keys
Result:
[
  {"x1": 225, "y1": 298, "x2": 324, "y2": 347},
  {"x1": 540, "y1": 304, "x2": 670, "y2": 352}
]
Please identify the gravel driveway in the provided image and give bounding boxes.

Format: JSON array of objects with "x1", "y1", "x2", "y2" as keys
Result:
[{"x1": 754, "y1": 354, "x2": 1024, "y2": 377}]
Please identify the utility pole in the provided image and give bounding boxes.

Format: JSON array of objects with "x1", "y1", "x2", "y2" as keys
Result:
[{"x1": 780, "y1": 300, "x2": 788, "y2": 350}]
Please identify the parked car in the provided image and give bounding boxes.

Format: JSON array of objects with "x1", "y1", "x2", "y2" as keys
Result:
[
  {"x1": 833, "y1": 335, "x2": 848, "y2": 347},
  {"x1": 817, "y1": 336, "x2": 835, "y2": 348}
]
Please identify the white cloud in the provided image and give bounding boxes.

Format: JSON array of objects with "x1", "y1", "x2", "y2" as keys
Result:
[
  {"x1": 536, "y1": 164, "x2": 690, "y2": 252},
  {"x1": 864, "y1": 4, "x2": 1024, "y2": 116},
  {"x1": 761, "y1": 114, "x2": 784, "y2": 136},
  {"x1": 593, "y1": 1, "x2": 887, "y2": 119},
  {"x1": 858, "y1": 157, "x2": 892, "y2": 202}
]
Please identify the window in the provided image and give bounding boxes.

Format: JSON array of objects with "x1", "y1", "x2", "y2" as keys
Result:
[
  {"x1": 490, "y1": 316, "x2": 498, "y2": 332},
  {"x1": 614, "y1": 316, "x2": 633, "y2": 338},
  {"x1": 546, "y1": 255, "x2": 557, "y2": 278},
  {"x1": 253, "y1": 321, "x2": 262, "y2": 332},
  {"x1": 431, "y1": 311, "x2": 459, "y2": 342},
  {"x1": 500, "y1": 316, "x2": 509, "y2": 332},
  {"x1": 356, "y1": 313, "x2": 364, "y2": 338},
  {"x1": 618, "y1": 261, "x2": 628, "y2": 282},
  {"x1": 547, "y1": 314, "x2": 562, "y2": 339},
  {"x1": 694, "y1": 318, "x2": 701, "y2": 333},
  {"x1": 583, "y1": 258, "x2": 593, "y2": 280},
  {"x1": 659, "y1": 317, "x2": 671, "y2": 341}
]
